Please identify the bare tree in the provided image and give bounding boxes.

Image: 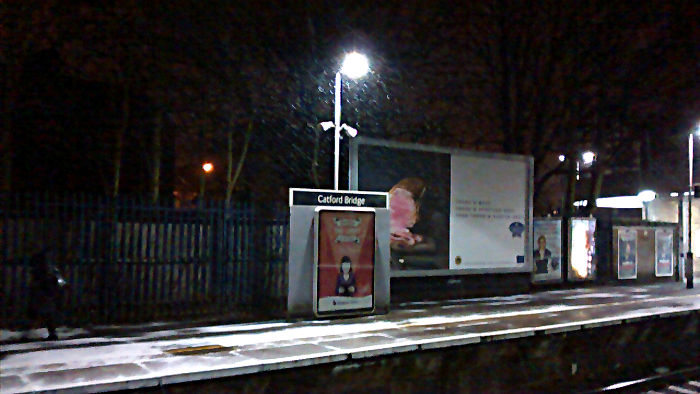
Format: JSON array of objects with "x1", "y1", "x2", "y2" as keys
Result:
[{"x1": 1, "y1": 1, "x2": 60, "y2": 192}]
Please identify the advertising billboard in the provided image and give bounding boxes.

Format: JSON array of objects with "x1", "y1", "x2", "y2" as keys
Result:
[
  {"x1": 655, "y1": 228, "x2": 674, "y2": 277},
  {"x1": 315, "y1": 209, "x2": 375, "y2": 314},
  {"x1": 532, "y1": 218, "x2": 562, "y2": 283},
  {"x1": 617, "y1": 227, "x2": 638, "y2": 280},
  {"x1": 350, "y1": 138, "x2": 532, "y2": 276},
  {"x1": 569, "y1": 218, "x2": 596, "y2": 281},
  {"x1": 449, "y1": 155, "x2": 528, "y2": 270}
]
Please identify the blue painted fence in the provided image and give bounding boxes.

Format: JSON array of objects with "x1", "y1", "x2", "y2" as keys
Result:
[{"x1": 0, "y1": 194, "x2": 289, "y2": 326}]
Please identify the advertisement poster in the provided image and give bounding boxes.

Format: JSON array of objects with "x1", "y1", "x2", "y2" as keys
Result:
[
  {"x1": 532, "y1": 219, "x2": 562, "y2": 282},
  {"x1": 655, "y1": 229, "x2": 674, "y2": 277},
  {"x1": 357, "y1": 145, "x2": 451, "y2": 270},
  {"x1": 355, "y1": 140, "x2": 531, "y2": 273},
  {"x1": 617, "y1": 228, "x2": 638, "y2": 280},
  {"x1": 449, "y1": 155, "x2": 528, "y2": 269},
  {"x1": 569, "y1": 218, "x2": 596, "y2": 281},
  {"x1": 316, "y1": 210, "x2": 375, "y2": 314}
]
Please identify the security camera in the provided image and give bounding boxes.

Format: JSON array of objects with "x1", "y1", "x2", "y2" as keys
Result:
[
  {"x1": 320, "y1": 121, "x2": 334, "y2": 131},
  {"x1": 342, "y1": 124, "x2": 358, "y2": 138}
]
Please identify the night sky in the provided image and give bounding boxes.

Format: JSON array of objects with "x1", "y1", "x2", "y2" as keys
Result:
[{"x1": 2, "y1": 1, "x2": 698, "y2": 210}]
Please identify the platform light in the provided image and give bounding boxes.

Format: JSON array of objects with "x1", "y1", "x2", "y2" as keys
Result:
[
  {"x1": 340, "y1": 52, "x2": 370, "y2": 79},
  {"x1": 558, "y1": 154, "x2": 566, "y2": 162},
  {"x1": 637, "y1": 190, "x2": 656, "y2": 203},
  {"x1": 582, "y1": 151, "x2": 595, "y2": 165},
  {"x1": 322, "y1": 51, "x2": 370, "y2": 190}
]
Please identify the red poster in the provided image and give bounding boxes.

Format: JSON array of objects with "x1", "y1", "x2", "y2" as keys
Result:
[{"x1": 316, "y1": 210, "x2": 375, "y2": 314}]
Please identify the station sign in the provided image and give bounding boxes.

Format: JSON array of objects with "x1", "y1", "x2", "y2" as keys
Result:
[{"x1": 290, "y1": 189, "x2": 388, "y2": 208}]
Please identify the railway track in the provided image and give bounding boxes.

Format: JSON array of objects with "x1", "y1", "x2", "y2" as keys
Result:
[{"x1": 595, "y1": 366, "x2": 700, "y2": 393}]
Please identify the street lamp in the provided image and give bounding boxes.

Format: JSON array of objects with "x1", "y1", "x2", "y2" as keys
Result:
[
  {"x1": 637, "y1": 189, "x2": 656, "y2": 202},
  {"x1": 687, "y1": 124, "x2": 700, "y2": 288},
  {"x1": 573, "y1": 151, "x2": 596, "y2": 180},
  {"x1": 321, "y1": 51, "x2": 369, "y2": 190},
  {"x1": 200, "y1": 162, "x2": 213, "y2": 200}
]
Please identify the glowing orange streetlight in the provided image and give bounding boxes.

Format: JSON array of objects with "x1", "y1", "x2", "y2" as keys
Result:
[{"x1": 199, "y1": 162, "x2": 214, "y2": 202}]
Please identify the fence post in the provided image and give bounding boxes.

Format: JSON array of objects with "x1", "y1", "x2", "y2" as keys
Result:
[
  {"x1": 212, "y1": 200, "x2": 224, "y2": 314},
  {"x1": 252, "y1": 202, "x2": 266, "y2": 308},
  {"x1": 100, "y1": 196, "x2": 119, "y2": 322}
]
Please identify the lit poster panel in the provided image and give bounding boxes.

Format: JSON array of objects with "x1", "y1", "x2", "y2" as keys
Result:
[
  {"x1": 316, "y1": 210, "x2": 375, "y2": 314},
  {"x1": 655, "y1": 229, "x2": 674, "y2": 277},
  {"x1": 569, "y1": 218, "x2": 596, "y2": 281},
  {"x1": 449, "y1": 155, "x2": 528, "y2": 270},
  {"x1": 618, "y1": 227, "x2": 638, "y2": 280},
  {"x1": 532, "y1": 218, "x2": 562, "y2": 283},
  {"x1": 354, "y1": 140, "x2": 531, "y2": 274}
]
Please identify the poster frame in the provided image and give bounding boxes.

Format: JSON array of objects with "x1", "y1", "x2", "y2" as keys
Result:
[
  {"x1": 313, "y1": 206, "x2": 377, "y2": 317},
  {"x1": 532, "y1": 217, "x2": 564, "y2": 284},
  {"x1": 348, "y1": 137, "x2": 534, "y2": 277},
  {"x1": 654, "y1": 228, "x2": 674, "y2": 277},
  {"x1": 568, "y1": 217, "x2": 597, "y2": 282},
  {"x1": 617, "y1": 227, "x2": 638, "y2": 280}
]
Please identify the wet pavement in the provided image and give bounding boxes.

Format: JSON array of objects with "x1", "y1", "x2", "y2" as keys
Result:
[{"x1": 1, "y1": 283, "x2": 699, "y2": 393}]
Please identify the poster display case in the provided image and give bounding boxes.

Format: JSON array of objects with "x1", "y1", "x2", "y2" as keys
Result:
[
  {"x1": 532, "y1": 218, "x2": 563, "y2": 283},
  {"x1": 568, "y1": 217, "x2": 597, "y2": 281}
]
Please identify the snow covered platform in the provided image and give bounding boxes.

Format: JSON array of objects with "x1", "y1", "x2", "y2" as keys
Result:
[{"x1": 2, "y1": 284, "x2": 700, "y2": 393}]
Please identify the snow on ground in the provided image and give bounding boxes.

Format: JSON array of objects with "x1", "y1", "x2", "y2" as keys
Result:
[
  {"x1": 0, "y1": 302, "x2": 609, "y2": 372},
  {"x1": 0, "y1": 327, "x2": 88, "y2": 342},
  {"x1": 563, "y1": 293, "x2": 629, "y2": 299},
  {"x1": 1, "y1": 283, "x2": 698, "y2": 394},
  {"x1": 1, "y1": 342, "x2": 164, "y2": 371}
]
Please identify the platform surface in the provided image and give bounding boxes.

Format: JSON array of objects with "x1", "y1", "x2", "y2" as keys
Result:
[{"x1": 2, "y1": 283, "x2": 700, "y2": 393}]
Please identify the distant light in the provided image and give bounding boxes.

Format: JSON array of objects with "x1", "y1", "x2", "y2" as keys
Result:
[
  {"x1": 340, "y1": 52, "x2": 369, "y2": 79},
  {"x1": 558, "y1": 154, "x2": 566, "y2": 162},
  {"x1": 576, "y1": 196, "x2": 646, "y2": 209},
  {"x1": 685, "y1": 191, "x2": 694, "y2": 196},
  {"x1": 202, "y1": 162, "x2": 214, "y2": 173},
  {"x1": 637, "y1": 190, "x2": 656, "y2": 203},
  {"x1": 581, "y1": 151, "x2": 596, "y2": 165},
  {"x1": 694, "y1": 123, "x2": 700, "y2": 136},
  {"x1": 670, "y1": 192, "x2": 679, "y2": 197}
]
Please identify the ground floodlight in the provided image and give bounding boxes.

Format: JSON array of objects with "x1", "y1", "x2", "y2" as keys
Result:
[{"x1": 342, "y1": 124, "x2": 358, "y2": 138}]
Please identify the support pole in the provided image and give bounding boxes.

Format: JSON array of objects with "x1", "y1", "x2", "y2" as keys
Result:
[
  {"x1": 334, "y1": 72, "x2": 341, "y2": 190},
  {"x1": 687, "y1": 133, "x2": 694, "y2": 288}
]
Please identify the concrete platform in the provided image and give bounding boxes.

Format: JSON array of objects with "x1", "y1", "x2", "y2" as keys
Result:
[{"x1": 1, "y1": 284, "x2": 699, "y2": 393}]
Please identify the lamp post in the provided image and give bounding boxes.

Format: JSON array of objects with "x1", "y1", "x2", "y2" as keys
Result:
[
  {"x1": 200, "y1": 162, "x2": 213, "y2": 201},
  {"x1": 321, "y1": 52, "x2": 369, "y2": 190},
  {"x1": 687, "y1": 128, "x2": 698, "y2": 289}
]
